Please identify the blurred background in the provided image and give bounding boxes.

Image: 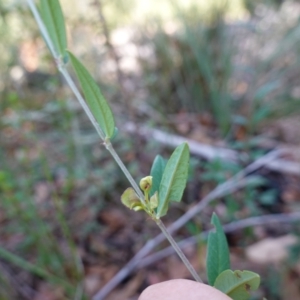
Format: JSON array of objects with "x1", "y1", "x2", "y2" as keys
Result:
[{"x1": 1, "y1": 0, "x2": 300, "y2": 299}]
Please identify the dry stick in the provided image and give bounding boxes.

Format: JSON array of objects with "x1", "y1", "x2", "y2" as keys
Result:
[
  {"x1": 138, "y1": 211, "x2": 300, "y2": 269},
  {"x1": 92, "y1": 149, "x2": 282, "y2": 300},
  {"x1": 93, "y1": 0, "x2": 124, "y2": 92},
  {"x1": 92, "y1": 0, "x2": 136, "y2": 122},
  {"x1": 125, "y1": 122, "x2": 239, "y2": 162},
  {"x1": 125, "y1": 123, "x2": 300, "y2": 176}
]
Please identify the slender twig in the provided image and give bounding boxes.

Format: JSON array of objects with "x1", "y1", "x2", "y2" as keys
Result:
[
  {"x1": 125, "y1": 122, "x2": 239, "y2": 162},
  {"x1": 92, "y1": 0, "x2": 124, "y2": 90},
  {"x1": 125, "y1": 123, "x2": 300, "y2": 176},
  {"x1": 92, "y1": 0, "x2": 135, "y2": 121},
  {"x1": 92, "y1": 149, "x2": 281, "y2": 299}
]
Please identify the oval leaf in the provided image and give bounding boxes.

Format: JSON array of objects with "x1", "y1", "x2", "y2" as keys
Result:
[
  {"x1": 206, "y1": 213, "x2": 231, "y2": 286},
  {"x1": 39, "y1": 0, "x2": 67, "y2": 57},
  {"x1": 214, "y1": 269, "x2": 260, "y2": 300},
  {"x1": 150, "y1": 155, "x2": 166, "y2": 197},
  {"x1": 156, "y1": 143, "x2": 189, "y2": 218},
  {"x1": 67, "y1": 51, "x2": 115, "y2": 138},
  {"x1": 121, "y1": 187, "x2": 140, "y2": 209}
]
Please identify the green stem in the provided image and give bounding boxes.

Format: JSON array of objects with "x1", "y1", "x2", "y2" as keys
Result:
[
  {"x1": 27, "y1": 0, "x2": 145, "y2": 205},
  {"x1": 59, "y1": 67, "x2": 106, "y2": 141},
  {"x1": 104, "y1": 141, "x2": 145, "y2": 203},
  {"x1": 59, "y1": 69, "x2": 146, "y2": 205},
  {"x1": 27, "y1": 0, "x2": 106, "y2": 141},
  {"x1": 26, "y1": 0, "x2": 58, "y2": 58},
  {"x1": 27, "y1": 0, "x2": 200, "y2": 283},
  {"x1": 156, "y1": 219, "x2": 203, "y2": 283}
]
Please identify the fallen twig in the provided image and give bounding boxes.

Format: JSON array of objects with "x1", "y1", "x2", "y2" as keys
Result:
[
  {"x1": 125, "y1": 122, "x2": 300, "y2": 176},
  {"x1": 125, "y1": 122, "x2": 239, "y2": 162}
]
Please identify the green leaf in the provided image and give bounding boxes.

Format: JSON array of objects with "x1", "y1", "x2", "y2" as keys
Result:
[
  {"x1": 156, "y1": 143, "x2": 189, "y2": 218},
  {"x1": 67, "y1": 51, "x2": 115, "y2": 138},
  {"x1": 150, "y1": 155, "x2": 166, "y2": 197},
  {"x1": 121, "y1": 187, "x2": 141, "y2": 210},
  {"x1": 214, "y1": 269, "x2": 260, "y2": 300},
  {"x1": 111, "y1": 127, "x2": 119, "y2": 140},
  {"x1": 206, "y1": 213, "x2": 231, "y2": 285},
  {"x1": 39, "y1": 0, "x2": 67, "y2": 57}
]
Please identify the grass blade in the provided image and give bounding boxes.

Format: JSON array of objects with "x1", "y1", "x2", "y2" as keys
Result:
[{"x1": 0, "y1": 246, "x2": 73, "y2": 292}]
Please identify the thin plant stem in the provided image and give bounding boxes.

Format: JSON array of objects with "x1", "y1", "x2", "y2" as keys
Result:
[
  {"x1": 26, "y1": 0, "x2": 146, "y2": 206},
  {"x1": 26, "y1": 0, "x2": 57, "y2": 58},
  {"x1": 104, "y1": 141, "x2": 145, "y2": 201},
  {"x1": 59, "y1": 67, "x2": 106, "y2": 141},
  {"x1": 26, "y1": 0, "x2": 200, "y2": 286},
  {"x1": 155, "y1": 219, "x2": 202, "y2": 283},
  {"x1": 60, "y1": 68, "x2": 146, "y2": 204}
]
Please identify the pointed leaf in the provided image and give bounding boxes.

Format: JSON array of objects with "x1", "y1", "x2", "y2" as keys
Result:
[
  {"x1": 206, "y1": 213, "x2": 231, "y2": 285},
  {"x1": 214, "y1": 269, "x2": 260, "y2": 300},
  {"x1": 150, "y1": 155, "x2": 167, "y2": 197},
  {"x1": 39, "y1": 0, "x2": 67, "y2": 57},
  {"x1": 156, "y1": 143, "x2": 189, "y2": 218},
  {"x1": 67, "y1": 51, "x2": 115, "y2": 138}
]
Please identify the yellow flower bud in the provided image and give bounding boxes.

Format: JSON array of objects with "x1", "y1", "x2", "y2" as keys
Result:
[{"x1": 139, "y1": 176, "x2": 153, "y2": 192}]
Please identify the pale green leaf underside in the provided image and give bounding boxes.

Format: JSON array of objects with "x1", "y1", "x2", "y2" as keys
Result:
[
  {"x1": 121, "y1": 187, "x2": 139, "y2": 209},
  {"x1": 206, "y1": 213, "x2": 231, "y2": 286},
  {"x1": 156, "y1": 143, "x2": 189, "y2": 218},
  {"x1": 150, "y1": 155, "x2": 166, "y2": 197},
  {"x1": 214, "y1": 270, "x2": 260, "y2": 300},
  {"x1": 40, "y1": 0, "x2": 67, "y2": 56},
  {"x1": 67, "y1": 51, "x2": 115, "y2": 138}
]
